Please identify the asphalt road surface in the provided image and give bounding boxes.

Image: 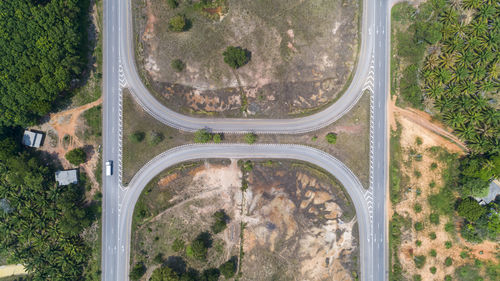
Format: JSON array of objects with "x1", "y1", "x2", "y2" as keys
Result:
[{"x1": 102, "y1": 0, "x2": 391, "y2": 280}]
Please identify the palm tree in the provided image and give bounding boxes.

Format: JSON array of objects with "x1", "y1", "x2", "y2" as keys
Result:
[
  {"x1": 439, "y1": 52, "x2": 457, "y2": 69},
  {"x1": 463, "y1": 0, "x2": 481, "y2": 9}
]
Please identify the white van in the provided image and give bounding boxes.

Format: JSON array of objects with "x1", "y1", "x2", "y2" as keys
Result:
[{"x1": 106, "y1": 161, "x2": 113, "y2": 176}]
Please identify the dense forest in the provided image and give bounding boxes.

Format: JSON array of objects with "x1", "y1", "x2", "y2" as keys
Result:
[
  {"x1": 0, "y1": 0, "x2": 85, "y2": 126},
  {"x1": 0, "y1": 0, "x2": 97, "y2": 279},
  {"x1": 393, "y1": 0, "x2": 499, "y2": 242}
]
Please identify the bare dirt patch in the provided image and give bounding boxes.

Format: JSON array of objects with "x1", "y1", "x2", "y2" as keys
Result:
[
  {"x1": 131, "y1": 160, "x2": 359, "y2": 280},
  {"x1": 133, "y1": 0, "x2": 360, "y2": 118}
]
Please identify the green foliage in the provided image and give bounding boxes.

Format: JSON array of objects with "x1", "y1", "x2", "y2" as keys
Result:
[
  {"x1": 201, "y1": 268, "x2": 220, "y2": 281},
  {"x1": 150, "y1": 265, "x2": 179, "y2": 281},
  {"x1": 430, "y1": 162, "x2": 438, "y2": 170},
  {"x1": 445, "y1": 257, "x2": 453, "y2": 267},
  {"x1": 83, "y1": 105, "x2": 102, "y2": 139},
  {"x1": 65, "y1": 147, "x2": 87, "y2": 165},
  {"x1": 412, "y1": 274, "x2": 422, "y2": 281},
  {"x1": 414, "y1": 255, "x2": 426, "y2": 269},
  {"x1": 325, "y1": 133, "x2": 337, "y2": 144},
  {"x1": 444, "y1": 222, "x2": 455, "y2": 233},
  {"x1": 0, "y1": 0, "x2": 86, "y2": 126},
  {"x1": 460, "y1": 251, "x2": 469, "y2": 259},
  {"x1": 414, "y1": 203, "x2": 422, "y2": 213},
  {"x1": 429, "y1": 232, "x2": 437, "y2": 240},
  {"x1": 213, "y1": 133, "x2": 222, "y2": 143},
  {"x1": 416, "y1": 240, "x2": 422, "y2": 247},
  {"x1": 194, "y1": 129, "x2": 211, "y2": 143},
  {"x1": 169, "y1": 15, "x2": 187, "y2": 32},
  {"x1": 148, "y1": 131, "x2": 164, "y2": 146},
  {"x1": 414, "y1": 222, "x2": 423, "y2": 231},
  {"x1": 429, "y1": 213, "x2": 440, "y2": 225},
  {"x1": 244, "y1": 133, "x2": 257, "y2": 144},
  {"x1": 130, "y1": 131, "x2": 145, "y2": 143},
  {"x1": 153, "y1": 253, "x2": 164, "y2": 264},
  {"x1": 457, "y1": 197, "x2": 486, "y2": 222},
  {"x1": 243, "y1": 160, "x2": 253, "y2": 172},
  {"x1": 166, "y1": 0, "x2": 178, "y2": 9},
  {"x1": 130, "y1": 262, "x2": 146, "y2": 281},
  {"x1": 171, "y1": 59, "x2": 185, "y2": 72},
  {"x1": 444, "y1": 275, "x2": 452, "y2": 281},
  {"x1": 188, "y1": 232, "x2": 211, "y2": 261},
  {"x1": 456, "y1": 264, "x2": 481, "y2": 281},
  {"x1": 172, "y1": 238, "x2": 185, "y2": 252},
  {"x1": 459, "y1": 176, "x2": 490, "y2": 198},
  {"x1": 311, "y1": 136, "x2": 318, "y2": 141},
  {"x1": 219, "y1": 258, "x2": 237, "y2": 279},
  {"x1": 445, "y1": 241, "x2": 452, "y2": 249},
  {"x1": 428, "y1": 186, "x2": 454, "y2": 215},
  {"x1": 430, "y1": 266, "x2": 437, "y2": 274},
  {"x1": 211, "y1": 210, "x2": 229, "y2": 234},
  {"x1": 430, "y1": 249, "x2": 437, "y2": 257},
  {"x1": 399, "y1": 64, "x2": 423, "y2": 108},
  {"x1": 223, "y1": 46, "x2": 250, "y2": 69},
  {"x1": 415, "y1": 137, "x2": 423, "y2": 146}
]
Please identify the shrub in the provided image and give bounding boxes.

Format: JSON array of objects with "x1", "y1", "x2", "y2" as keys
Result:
[
  {"x1": 213, "y1": 133, "x2": 222, "y2": 143},
  {"x1": 171, "y1": 238, "x2": 185, "y2": 252},
  {"x1": 130, "y1": 262, "x2": 146, "y2": 281},
  {"x1": 460, "y1": 251, "x2": 469, "y2": 259},
  {"x1": 153, "y1": 253, "x2": 163, "y2": 264},
  {"x1": 430, "y1": 266, "x2": 437, "y2": 274},
  {"x1": 430, "y1": 249, "x2": 437, "y2": 257},
  {"x1": 414, "y1": 170, "x2": 421, "y2": 178},
  {"x1": 444, "y1": 275, "x2": 452, "y2": 281},
  {"x1": 211, "y1": 210, "x2": 229, "y2": 234},
  {"x1": 414, "y1": 203, "x2": 422, "y2": 213},
  {"x1": 312, "y1": 136, "x2": 318, "y2": 141},
  {"x1": 429, "y1": 213, "x2": 440, "y2": 225},
  {"x1": 129, "y1": 131, "x2": 145, "y2": 143},
  {"x1": 223, "y1": 46, "x2": 250, "y2": 69},
  {"x1": 429, "y1": 181, "x2": 436, "y2": 188},
  {"x1": 188, "y1": 239, "x2": 207, "y2": 261},
  {"x1": 171, "y1": 59, "x2": 185, "y2": 72},
  {"x1": 219, "y1": 258, "x2": 237, "y2": 279},
  {"x1": 202, "y1": 268, "x2": 220, "y2": 281},
  {"x1": 430, "y1": 162, "x2": 438, "y2": 170},
  {"x1": 459, "y1": 177, "x2": 490, "y2": 198},
  {"x1": 444, "y1": 222, "x2": 454, "y2": 233},
  {"x1": 148, "y1": 131, "x2": 164, "y2": 146},
  {"x1": 414, "y1": 255, "x2": 426, "y2": 268},
  {"x1": 457, "y1": 197, "x2": 486, "y2": 222},
  {"x1": 445, "y1": 257, "x2": 452, "y2": 266},
  {"x1": 415, "y1": 137, "x2": 423, "y2": 145},
  {"x1": 414, "y1": 222, "x2": 423, "y2": 231},
  {"x1": 445, "y1": 241, "x2": 452, "y2": 249},
  {"x1": 244, "y1": 133, "x2": 257, "y2": 144},
  {"x1": 194, "y1": 129, "x2": 211, "y2": 143},
  {"x1": 413, "y1": 274, "x2": 422, "y2": 281},
  {"x1": 416, "y1": 240, "x2": 422, "y2": 247},
  {"x1": 326, "y1": 133, "x2": 337, "y2": 144},
  {"x1": 166, "y1": 0, "x2": 178, "y2": 9},
  {"x1": 65, "y1": 148, "x2": 86, "y2": 165},
  {"x1": 429, "y1": 232, "x2": 437, "y2": 240},
  {"x1": 169, "y1": 15, "x2": 187, "y2": 32}
]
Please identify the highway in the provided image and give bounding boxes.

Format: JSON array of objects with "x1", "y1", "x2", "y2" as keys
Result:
[{"x1": 102, "y1": 0, "x2": 391, "y2": 280}]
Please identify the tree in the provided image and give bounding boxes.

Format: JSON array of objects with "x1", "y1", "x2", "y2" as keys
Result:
[
  {"x1": 211, "y1": 210, "x2": 229, "y2": 234},
  {"x1": 171, "y1": 59, "x2": 185, "y2": 72},
  {"x1": 171, "y1": 238, "x2": 185, "y2": 252},
  {"x1": 153, "y1": 253, "x2": 164, "y2": 264},
  {"x1": 194, "y1": 129, "x2": 211, "y2": 143},
  {"x1": 201, "y1": 268, "x2": 220, "y2": 281},
  {"x1": 429, "y1": 213, "x2": 440, "y2": 225},
  {"x1": 223, "y1": 46, "x2": 250, "y2": 69},
  {"x1": 213, "y1": 133, "x2": 222, "y2": 143},
  {"x1": 326, "y1": 133, "x2": 337, "y2": 144},
  {"x1": 130, "y1": 262, "x2": 146, "y2": 281},
  {"x1": 148, "y1": 131, "x2": 164, "y2": 146},
  {"x1": 414, "y1": 255, "x2": 426, "y2": 268},
  {"x1": 244, "y1": 133, "x2": 257, "y2": 144},
  {"x1": 169, "y1": 15, "x2": 187, "y2": 32},
  {"x1": 459, "y1": 176, "x2": 490, "y2": 197},
  {"x1": 150, "y1": 266, "x2": 179, "y2": 281},
  {"x1": 219, "y1": 258, "x2": 237, "y2": 279},
  {"x1": 414, "y1": 222, "x2": 424, "y2": 231},
  {"x1": 457, "y1": 197, "x2": 486, "y2": 222},
  {"x1": 130, "y1": 131, "x2": 145, "y2": 143},
  {"x1": 65, "y1": 148, "x2": 87, "y2": 165}
]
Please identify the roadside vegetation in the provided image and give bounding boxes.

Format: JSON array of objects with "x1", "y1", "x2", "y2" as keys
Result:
[{"x1": 0, "y1": 0, "x2": 103, "y2": 279}]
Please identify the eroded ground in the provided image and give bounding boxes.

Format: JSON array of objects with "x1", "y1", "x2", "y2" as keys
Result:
[
  {"x1": 133, "y1": 0, "x2": 360, "y2": 118},
  {"x1": 132, "y1": 160, "x2": 359, "y2": 280}
]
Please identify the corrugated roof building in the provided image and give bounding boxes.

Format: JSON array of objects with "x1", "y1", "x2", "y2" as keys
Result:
[{"x1": 22, "y1": 130, "x2": 43, "y2": 148}]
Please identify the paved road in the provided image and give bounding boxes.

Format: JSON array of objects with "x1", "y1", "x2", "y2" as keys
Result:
[
  {"x1": 114, "y1": 144, "x2": 372, "y2": 281},
  {"x1": 119, "y1": 0, "x2": 375, "y2": 134},
  {"x1": 102, "y1": 0, "x2": 391, "y2": 280}
]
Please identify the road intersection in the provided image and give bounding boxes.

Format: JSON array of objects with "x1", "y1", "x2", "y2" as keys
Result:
[{"x1": 102, "y1": 0, "x2": 390, "y2": 280}]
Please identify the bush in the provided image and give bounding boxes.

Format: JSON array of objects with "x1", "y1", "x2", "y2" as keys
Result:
[
  {"x1": 413, "y1": 274, "x2": 422, "y2": 281},
  {"x1": 414, "y1": 222, "x2": 423, "y2": 231},
  {"x1": 213, "y1": 133, "x2": 222, "y2": 143},
  {"x1": 430, "y1": 249, "x2": 437, "y2": 257},
  {"x1": 202, "y1": 268, "x2": 220, "y2": 281},
  {"x1": 326, "y1": 133, "x2": 337, "y2": 144},
  {"x1": 148, "y1": 131, "x2": 164, "y2": 146},
  {"x1": 416, "y1": 240, "x2": 422, "y2": 247},
  {"x1": 171, "y1": 238, "x2": 185, "y2": 252},
  {"x1": 457, "y1": 197, "x2": 486, "y2": 222},
  {"x1": 211, "y1": 210, "x2": 229, "y2": 234},
  {"x1": 65, "y1": 148, "x2": 87, "y2": 166},
  {"x1": 166, "y1": 0, "x2": 178, "y2": 9},
  {"x1": 414, "y1": 203, "x2": 422, "y2": 213},
  {"x1": 414, "y1": 255, "x2": 426, "y2": 268},
  {"x1": 430, "y1": 162, "x2": 438, "y2": 170},
  {"x1": 445, "y1": 241, "x2": 452, "y2": 249},
  {"x1": 445, "y1": 222, "x2": 454, "y2": 233},
  {"x1": 129, "y1": 131, "x2": 145, "y2": 143},
  {"x1": 187, "y1": 239, "x2": 207, "y2": 261},
  {"x1": 445, "y1": 257, "x2": 453, "y2": 266},
  {"x1": 171, "y1": 59, "x2": 185, "y2": 72},
  {"x1": 429, "y1": 232, "x2": 437, "y2": 240},
  {"x1": 459, "y1": 177, "x2": 490, "y2": 198},
  {"x1": 219, "y1": 258, "x2": 237, "y2": 279},
  {"x1": 130, "y1": 262, "x2": 146, "y2": 281},
  {"x1": 244, "y1": 133, "x2": 257, "y2": 144},
  {"x1": 194, "y1": 129, "x2": 211, "y2": 143},
  {"x1": 153, "y1": 253, "x2": 163, "y2": 264},
  {"x1": 223, "y1": 46, "x2": 250, "y2": 69},
  {"x1": 430, "y1": 266, "x2": 437, "y2": 274},
  {"x1": 169, "y1": 15, "x2": 187, "y2": 32},
  {"x1": 429, "y1": 213, "x2": 440, "y2": 225},
  {"x1": 460, "y1": 251, "x2": 469, "y2": 259},
  {"x1": 444, "y1": 275, "x2": 452, "y2": 281}
]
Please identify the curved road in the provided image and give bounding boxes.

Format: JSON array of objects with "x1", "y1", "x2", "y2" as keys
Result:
[
  {"x1": 119, "y1": 0, "x2": 375, "y2": 133},
  {"x1": 114, "y1": 144, "x2": 372, "y2": 281}
]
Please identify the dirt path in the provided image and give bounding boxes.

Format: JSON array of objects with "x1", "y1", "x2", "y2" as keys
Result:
[{"x1": 0, "y1": 264, "x2": 26, "y2": 278}]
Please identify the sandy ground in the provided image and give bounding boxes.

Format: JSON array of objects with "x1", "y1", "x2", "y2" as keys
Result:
[
  {"x1": 0, "y1": 264, "x2": 26, "y2": 278},
  {"x1": 31, "y1": 98, "x2": 102, "y2": 197}
]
